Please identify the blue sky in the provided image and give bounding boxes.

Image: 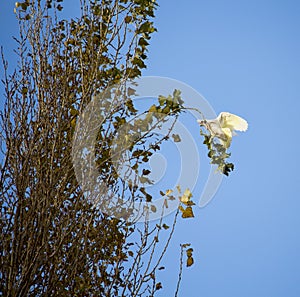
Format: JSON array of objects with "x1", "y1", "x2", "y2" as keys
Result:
[
  {"x1": 145, "y1": 1, "x2": 300, "y2": 297},
  {"x1": 1, "y1": 1, "x2": 300, "y2": 296}
]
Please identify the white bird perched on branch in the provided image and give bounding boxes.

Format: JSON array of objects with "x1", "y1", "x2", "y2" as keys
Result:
[{"x1": 197, "y1": 112, "x2": 248, "y2": 148}]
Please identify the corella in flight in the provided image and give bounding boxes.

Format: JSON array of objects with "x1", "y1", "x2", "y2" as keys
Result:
[{"x1": 197, "y1": 112, "x2": 248, "y2": 148}]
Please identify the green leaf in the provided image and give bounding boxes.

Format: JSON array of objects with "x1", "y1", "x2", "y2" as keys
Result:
[
  {"x1": 158, "y1": 95, "x2": 166, "y2": 106},
  {"x1": 125, "y1": 99, "x2": 138, "y2": 113},
  {"x1": 162, "y1": 106, "x2": 170, "y2": 114},
  {"x1": 138, "y1": 37, "x2": 149, "y2": 47},
  {"x1": 132, "y1": 57, "x2": 146, "y2": 68},
  {"x1": 173, "y1": 89, "x2": 184, "y2": 105},
  {"x1": 148, "y1": 104, "x2": 156, "y2": 113},
  {"x1": 208, "y1": 150, "x2": 214, "y2": 158}
]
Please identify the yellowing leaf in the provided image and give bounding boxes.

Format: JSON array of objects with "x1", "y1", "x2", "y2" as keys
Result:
[
  {"x1": 186, "y1": 248, "x2": 193, "y2": 257},
  {"x1": 71, "y1": 118, "x2": 77, "y2": 129},
  {"x1": 183, "y1": 188, "x2": 192, "y2": 198},
  {"x1": 180, "y1": 195, "x2": 188, "y2": 203},
  {"x1": 176, "y1": 185, "x2": 181, "y2": 193},
  {"x1": 178, "y1": 205, "x2": 185, "y2": 213},
  {"x1": 163, "y1": 199, "x2": 168, "y2": 208},
  {"x1": 150, "y1": 205, "x2": 156, "y2": 212},
  {"x1": 172, "y1": 133, "x2": 181, "y2": 142},
  {"x1": 187, "y1": 257, "x2": 194, "y2": 267},
  {"x1": 181, "y1": 206, "x2": 194, "y2": 219},
  {"x1": 181, "y1": 243, "x2": 191, "y2": 248},
  {"x1": 180, "y1": 188, "x2": 192, "y2": 203},
  {"x1": 165, "y1": 189, "x2": 173, "y2": 196}
]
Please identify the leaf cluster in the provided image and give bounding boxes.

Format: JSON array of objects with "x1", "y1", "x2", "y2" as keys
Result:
[
  {"x1": 200, "y1": 130, "x2": 234, "y2": 176},
  {"x1": 181, "y1": 244, "x2": 194, "y2": 267},
  {"x1": 0, "y1": 1, "x2": 203, "y2": 296},
  {"x1": 177, "y1": 186, "x2": 195, "y2": 219},
  {"x1": 148, "y1": 89, "x2": 184, "y2": 117},
  {"x1": 93, "y1": 88, "x2": 185, "y2": 215}
]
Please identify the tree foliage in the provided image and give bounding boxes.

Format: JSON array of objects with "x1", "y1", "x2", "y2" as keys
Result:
[
  {"x1": 200, "y1": 130, "x2": 234, "y2": 176},
  {"x1": 0, "y1": 1, "x2": 194, "y2": 296}
]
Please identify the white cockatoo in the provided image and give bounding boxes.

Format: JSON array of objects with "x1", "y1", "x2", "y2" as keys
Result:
[{"x1": 197, "y1": 112, "x2": 248, "y2": 148}]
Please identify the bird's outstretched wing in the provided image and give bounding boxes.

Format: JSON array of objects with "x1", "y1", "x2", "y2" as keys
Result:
[{"x1": 218, "y1": 112, "x2": 248, "y2": 131}]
